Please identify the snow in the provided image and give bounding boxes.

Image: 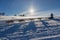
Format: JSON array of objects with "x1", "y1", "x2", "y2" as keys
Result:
[
  {"x1": 30, "y1": 34, "x2": 60, "y2": 40},
  {"x1": 0, "y1": 17, "x2": 60, "y2": 40}
]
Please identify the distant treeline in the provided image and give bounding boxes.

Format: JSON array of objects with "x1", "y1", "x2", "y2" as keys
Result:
[{"x1": 0, "y1": 12, "x2": 5, "y2": 16}]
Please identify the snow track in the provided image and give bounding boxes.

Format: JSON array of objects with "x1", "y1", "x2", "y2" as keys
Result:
[
  {"x1": 0, "y1": 18, "x2": 60, "y2": 40},
  {"x1": 30, "y1": 34, "x2": 60, "y2": 40}
]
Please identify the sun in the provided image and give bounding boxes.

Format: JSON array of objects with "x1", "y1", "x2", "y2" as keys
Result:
[
  {"x1": 29, "y1": 8, "x2": 35, "y2": 16},
  {"x1": 30, "y1": 8, "x2": 34, "y2": 13}
]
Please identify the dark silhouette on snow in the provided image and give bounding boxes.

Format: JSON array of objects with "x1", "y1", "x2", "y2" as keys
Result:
[{"x1": 49, "y1": 13, "x2": 54, "y2": 19}]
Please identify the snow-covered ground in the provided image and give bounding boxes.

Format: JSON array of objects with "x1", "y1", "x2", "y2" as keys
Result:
[{"x1": 0, "y1": 17, "x2": 60, "y2": 40}]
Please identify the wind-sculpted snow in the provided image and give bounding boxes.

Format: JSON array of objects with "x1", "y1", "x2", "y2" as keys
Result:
[{"x1": 0, "y1": 18, "x2": 60, "y2": 40}]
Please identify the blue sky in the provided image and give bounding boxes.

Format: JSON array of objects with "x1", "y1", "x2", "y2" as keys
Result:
[{"x1": 0, "y1": 0, "x2": 60, "y2": 16}]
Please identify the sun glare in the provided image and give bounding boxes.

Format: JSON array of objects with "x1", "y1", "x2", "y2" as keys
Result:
[
  {"x1": 29, "y1": 8, "x2": 35, "y2": 16},
  {"x1": 30, "y1": 8, "x2": 34, "y2": 13}
]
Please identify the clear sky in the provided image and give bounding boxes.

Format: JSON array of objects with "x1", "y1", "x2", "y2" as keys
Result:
[{"x1": 0, "y1": 0, "x2": 60, "y2": 16}]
